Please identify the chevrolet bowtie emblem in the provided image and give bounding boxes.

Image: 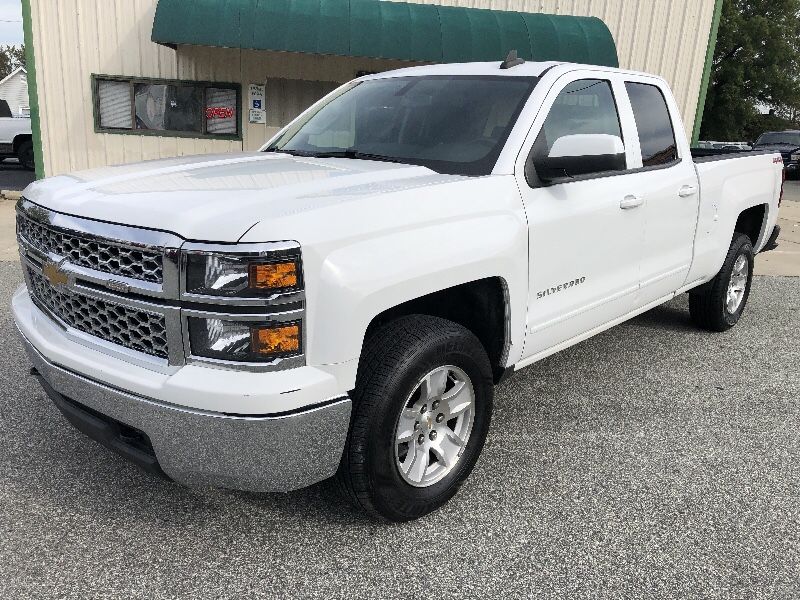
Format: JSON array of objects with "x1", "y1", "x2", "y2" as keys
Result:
[{"x1": 42, "y1": 260, "x2": 69, "y2": 288}]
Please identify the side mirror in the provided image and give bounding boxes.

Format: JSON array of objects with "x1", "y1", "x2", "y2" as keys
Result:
[{"x1": 533, "y1": 133, "x2": 626, "y2": 185}]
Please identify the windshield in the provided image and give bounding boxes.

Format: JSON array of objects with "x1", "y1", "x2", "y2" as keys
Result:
[
  {"x1": 266, "y1": 75, "x2": 538, "y2": 176},
  {"x1": 755, "y1": 132, "x2": 800, "y2": 146}
]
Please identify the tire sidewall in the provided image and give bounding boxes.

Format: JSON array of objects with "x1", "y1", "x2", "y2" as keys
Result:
[
  {"x1": 721, "y1": 237, "x2": 754, "y2": 327},
  {"x1": 364, "y1": 331, "x2": 493, "y2": 521}
]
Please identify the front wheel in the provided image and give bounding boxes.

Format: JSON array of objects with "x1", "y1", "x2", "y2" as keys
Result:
[
  {"x1": 689, "y1": 233, "x2": 754, "y2": 331},
  {"x1": 337, "y1": 315, "x2": 494, "y2": 522}
]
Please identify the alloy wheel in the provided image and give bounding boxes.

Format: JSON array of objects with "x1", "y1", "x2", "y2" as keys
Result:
[
  {"x1": 726, "y1": 254, "x2": 749, "y2": 314},
  {"x1": 394, "y1": 365, "x2": 475, "y2": 488}
]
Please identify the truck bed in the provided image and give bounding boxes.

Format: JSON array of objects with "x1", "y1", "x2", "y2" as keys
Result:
[{"x1": 691, "y1": 148, "x2": 774, "y2": 162}]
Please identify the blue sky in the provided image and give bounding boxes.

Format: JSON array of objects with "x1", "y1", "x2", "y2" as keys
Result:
[{"x1": 0, "y1": 0, "x2": 22, "y2": 46}]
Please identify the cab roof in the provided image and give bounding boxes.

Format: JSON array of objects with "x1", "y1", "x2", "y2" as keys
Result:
[{"x1": 361, "y1": 60, "x2": 646, "y2": 81}]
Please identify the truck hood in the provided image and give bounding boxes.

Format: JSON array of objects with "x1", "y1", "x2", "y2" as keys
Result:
[{"x1": 23, "y1": 152, "x2": 457, "y2": 242}]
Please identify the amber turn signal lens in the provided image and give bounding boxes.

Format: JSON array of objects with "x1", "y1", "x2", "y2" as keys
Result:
[
  {"x1": 249, "y1": 262, "x2": 298, "y2": 290},
  {"x1": 252, "y1": 324, "x2": 301, "y2": 356}
]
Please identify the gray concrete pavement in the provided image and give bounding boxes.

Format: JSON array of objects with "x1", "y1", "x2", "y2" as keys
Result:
[
  {"x1": 0, "y1": 198, "x2": 16, "y2": 261},
  {"x1": 755, "y1": 180, "x2": 800, "y2": 277},
  {"x1": 1, "y1": 178, "x2": 798, "y2": 598},
  {"x1": 0, "y1": 159, "x2": 35, "y2": 191},
  {"x1": 1, "y1": 262, "x2": 799, "y2": 598}
]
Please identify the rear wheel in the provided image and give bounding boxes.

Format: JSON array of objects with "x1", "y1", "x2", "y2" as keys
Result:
[
  {"x1": 337, "y1": 315, "x2": 494, "y2": 522},
  {"x1": 17, "y1": 139, "x2": 34, "y2": 170},
  {"x1": 689, "y1": 233, "x2": 754, "y2": 331}
]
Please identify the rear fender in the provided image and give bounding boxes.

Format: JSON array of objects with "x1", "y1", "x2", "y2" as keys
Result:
[{"x1": 689, "y1": 155, "x2": 781, "y2": 283}]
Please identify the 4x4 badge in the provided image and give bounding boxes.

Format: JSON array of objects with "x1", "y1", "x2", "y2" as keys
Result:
[{"x1": 42, "y1": 259, "x2": 69, "y2": 288}]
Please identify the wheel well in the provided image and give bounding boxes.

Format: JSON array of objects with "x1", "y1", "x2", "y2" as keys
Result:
[
  {"x1": 13, "y1": 134, "x2": 31, "y2": 153},
  {"x1": 364, "y1": 278, "x2": 509, "y2": 382},
  {"x1": 734, "y1": 204, "x2": 767, "y2": 247}
]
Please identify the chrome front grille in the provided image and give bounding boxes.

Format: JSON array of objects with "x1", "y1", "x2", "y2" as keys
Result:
[
  {"x1": 16, "y1": 198, "x2": 304, "y2": 372},
  {"x1": 17, "y1": 214, "x2": 164, "y2": 284},
  {"x1": 27, "y1": 267, "x2": 169, "y2": 359}
]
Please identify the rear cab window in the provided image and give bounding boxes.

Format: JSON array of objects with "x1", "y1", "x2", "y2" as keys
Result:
[{"x1": 624, "y1": 82, "x2": 679, "y2": 167}]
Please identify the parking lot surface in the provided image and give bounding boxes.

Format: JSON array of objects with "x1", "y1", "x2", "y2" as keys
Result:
[
  {"x1": 0, "y1": 160, "x2": 35, "y2": 191},
  {"x1": 755, "y1": 180, "x2": 800, "y2": 277},
  {"x1": 1, "y1": 258, "x2": 798, "y2": 599}
]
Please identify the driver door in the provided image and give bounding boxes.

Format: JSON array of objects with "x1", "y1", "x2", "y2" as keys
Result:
[{"x1": 516, "y1": 73, "x2": 645, "y2": 360}]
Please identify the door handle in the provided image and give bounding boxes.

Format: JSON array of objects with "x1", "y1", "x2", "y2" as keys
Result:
[
  {"x1": 678, "y1": 185, "x2": 698, "y2": 197},
  {"x1": 620, "y1": 195, "x2": 644, "y2": 210}
]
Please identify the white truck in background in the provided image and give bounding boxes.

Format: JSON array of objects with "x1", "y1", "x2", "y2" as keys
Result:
[
  {"x1": 13, "y1": 58, "x2": 783, "y2": 521},
  {"x1": 0, "y1": 99, "x2": 33, "y2": 169}
]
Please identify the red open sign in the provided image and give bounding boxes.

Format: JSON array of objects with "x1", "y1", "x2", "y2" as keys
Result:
[{"x1": 206, "y1": 107, "x2": 234, "y2": 120}]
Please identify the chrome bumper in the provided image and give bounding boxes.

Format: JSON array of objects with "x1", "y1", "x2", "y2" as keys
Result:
[{"x1": 20, "y1": 334, "x2": 351, "y2": 493}]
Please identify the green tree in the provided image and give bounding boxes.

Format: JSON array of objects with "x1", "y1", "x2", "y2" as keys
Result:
[
  {"x1": 0, "y1": 44, "x2": 25, "y2": 80},
  {"x1": 700, "y1": 0, "x2": 800, "y2": 141}
]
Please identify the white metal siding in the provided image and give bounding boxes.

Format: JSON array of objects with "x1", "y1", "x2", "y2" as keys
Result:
[
  {"x1": 28, "y1": 0, "x2": 715, "y2": 176},
  {"x1": 406, "y1": 0, "x2": 716, "y2": 134},
  {"x1": 175, "y1": 46, "x2": 414, "y2": 150},
  {"x1": 0, "y1": 70, "x2": 29, "y2": 116},
  {"x1": 28, "y1": 0, "x2": 240, "y2": 177}
]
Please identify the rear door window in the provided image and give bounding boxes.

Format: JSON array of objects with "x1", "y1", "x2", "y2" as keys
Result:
[{"x1": 625, "y1": 82, "x2": 678, "y2": 167}]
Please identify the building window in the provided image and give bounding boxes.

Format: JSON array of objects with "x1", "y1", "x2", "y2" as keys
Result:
[{"x1": 93, "y1": 75, "x2": 241, "y2": 139}]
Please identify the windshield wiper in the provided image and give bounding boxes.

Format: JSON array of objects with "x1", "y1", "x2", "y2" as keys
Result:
[
  {"x1": 263, "y1": 148, "x2": 314, "y2": 157},
  {"x1": 267, "y1": 148, "x2": 407, "y2": 164}
]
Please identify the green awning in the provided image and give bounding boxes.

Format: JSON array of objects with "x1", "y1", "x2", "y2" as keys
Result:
[{"x1": 152, "y1": 0, "x2": 618, "y2": 68}]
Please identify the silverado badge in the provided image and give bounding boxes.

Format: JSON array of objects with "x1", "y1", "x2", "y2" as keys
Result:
[{"x1": 42, "y1": 260, "x2": 69, "y2": 288}]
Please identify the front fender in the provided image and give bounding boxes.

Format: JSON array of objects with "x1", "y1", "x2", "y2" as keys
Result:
[{"x1": 305, "y1": 214, "x2": 528, "y2": 390}]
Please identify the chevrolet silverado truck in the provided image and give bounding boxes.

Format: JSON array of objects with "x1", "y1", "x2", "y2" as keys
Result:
[{"x1": 13, "y1": 59, "x2": 783, "y2": 521}]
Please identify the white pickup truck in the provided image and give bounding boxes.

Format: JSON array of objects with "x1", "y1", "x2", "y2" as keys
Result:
[
  {"x1": 0, "y1": 99, "x2": 33, "y2": 170},
  {"x1": 13, "y1": 59, "x2": 783, "y2": 521}
]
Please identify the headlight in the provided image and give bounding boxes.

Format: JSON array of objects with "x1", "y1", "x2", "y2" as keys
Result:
[
  {"x1": 188, "y1": 317, "x2": 302, "y2": 362},
  {"x1": 183, "y1": 243, "x2": 302, "y2": 298},
  {"x1": 791, "y1": 153, "x2": 800, "y2": 162},
  {"x1": 181, "y1": 242, "x2": 305, "y2": 367}
]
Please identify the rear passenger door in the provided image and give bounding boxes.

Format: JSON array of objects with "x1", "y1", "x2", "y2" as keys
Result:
[{"x1": 620, "y1": 78, "x2": 700, "y2": 304}]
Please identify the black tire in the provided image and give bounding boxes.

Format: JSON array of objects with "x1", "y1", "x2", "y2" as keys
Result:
[
  {"x1": 689, "y1": 233, "x2": 754, "y2": 332},
  {"x1": 17, "y1": 139, "x2": 34, "y2": 171},
  {"x1": 337, "y1": 315, "x2": 494, "y2": 522}
]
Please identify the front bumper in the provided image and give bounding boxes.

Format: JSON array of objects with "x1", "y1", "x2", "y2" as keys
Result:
[
  {"x1": 20, "y1": 334, "x2": 351, "y2": 492},
  {"x1": 13, "y1": 286, "x2": 352, "y2": 492}
]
